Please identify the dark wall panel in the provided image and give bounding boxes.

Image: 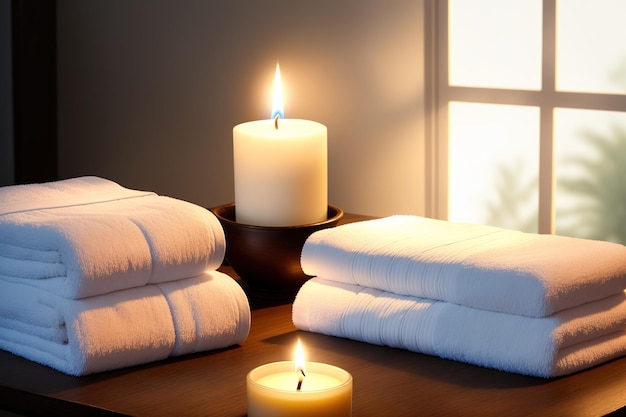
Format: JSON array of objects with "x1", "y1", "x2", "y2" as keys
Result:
[{"x1": 12, "y1": 0, "x2": 57, "y2": 184}]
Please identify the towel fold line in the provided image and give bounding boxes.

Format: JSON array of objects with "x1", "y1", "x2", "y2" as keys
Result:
[
  {"x1": 0, "y1": 243, "x2": 61, "y2": 262},
  {"x1": 0, "y1": 176, "x2": 156, "y2": 217},
  {"x1": 0, "y1": 190, "x2": 157, "y2": 218},
  {"x1": 0, "y1": 257, "x2": 66, "y2": 279}
]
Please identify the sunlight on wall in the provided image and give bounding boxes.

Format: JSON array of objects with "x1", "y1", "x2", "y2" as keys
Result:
[
  {"x1": 556, "y1": 0, "x2": 626, "y2": 94},
  {"x1": 448, "y1": 102, "x2": 539, "y2": 231},
  {"x1": 449, "y1": 0, "x2": 541, "y2": 90}
]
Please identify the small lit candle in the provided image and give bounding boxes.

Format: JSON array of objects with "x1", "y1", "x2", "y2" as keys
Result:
[
  {"x1": 233, "y1": 63, "x2": 328, "y2": 227},
  {"x1": 247, "y1": 339, "x2": 352, "y2": 417}
]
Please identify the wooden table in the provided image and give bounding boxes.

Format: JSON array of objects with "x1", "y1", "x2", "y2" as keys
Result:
[{"x1": 2, "y1": 214, "x2": 626, "y2": 416}]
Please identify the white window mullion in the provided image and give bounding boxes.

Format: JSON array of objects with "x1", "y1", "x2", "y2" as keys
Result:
[
  {"x1": 425, "y1": 0, "x2": 449, "y2": 221},
  {"x1": 538, "y1": 106, "x2": 555, "y2": 234},
  {"x1": 538, "y1": 0, "x2": 556, "y2": 234}
]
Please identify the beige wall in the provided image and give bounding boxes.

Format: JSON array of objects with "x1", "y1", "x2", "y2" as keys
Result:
[{"x1": 57, "y1": 0, "x2": 426, "y2": 217}]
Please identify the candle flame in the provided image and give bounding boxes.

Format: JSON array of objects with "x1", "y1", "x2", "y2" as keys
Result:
[
  {"x1": 295, "y1": 339, "x2": 306, "y2": 376},
  {"x1": 271, "y1": 63, "x2": 284, "y2": 121}
]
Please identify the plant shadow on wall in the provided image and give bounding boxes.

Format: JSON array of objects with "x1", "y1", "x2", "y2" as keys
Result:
[
  {"x1": 484, "y1": 127, "x2": 626, "y2": 245},
  {"x1": 557, "y1": 125, "x2": 626, "y2": 244},
  {"x1": 557, "y1": 58, "x2": 626, "y2": 245},
  {"x1": 484, "y1": 59, "x2": 626, "y2": 245},
  {"x1": 484, "y1": 159, "x2": 538, "y2": 234}
]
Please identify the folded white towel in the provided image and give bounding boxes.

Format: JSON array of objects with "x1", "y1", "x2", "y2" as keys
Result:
[
  {"x1": 0, "y1": 270, "x2": 250, "y2": 376},
  {"x1": 0, "y1": 280, "x2": 175, "y2": 375},
  {"x1": 301, "y1": 216, "x2": 626, "y2": 317},
  {"x1": 158, "y1": 272, "x2": 251, "y2": 356},
  {"x1": 0, "y1": 177, "x2": 225, "y2": 299},
  {"x1": 293, "y1": 278, "x2": 626, "y2": 378}
]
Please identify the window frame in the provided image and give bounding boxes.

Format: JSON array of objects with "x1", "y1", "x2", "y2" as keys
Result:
[{"x1": 426, "y1": 0, "x2": 626, "y2": 234}]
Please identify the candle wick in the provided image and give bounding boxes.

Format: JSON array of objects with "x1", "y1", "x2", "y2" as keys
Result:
[
  {"x1": 274, "y1": 114, "x2": 280, "y2": 130},
  {"x1": 296, "y1": 367, "x2": 306, "y2": 391}
]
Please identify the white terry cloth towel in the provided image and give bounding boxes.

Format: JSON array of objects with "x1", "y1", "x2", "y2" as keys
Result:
[
  {"x1": 0, "y1": 280, "x2": 175, "y2": 376},
  {"x1": 293, "y1": 278, "x2": 626, "y2": 378},
  {"x1": 300, "y1": 215, "x2": 626, "y2": 318},
  {"x1": 0, "y1": 270, "x2": 251, "y2": 376},
  {"x1": 0, "y1": 176, "x2": 226, "y2": 299},
  {"x1": 157, "y1": 270, "x2": 251, "y2": 357}
]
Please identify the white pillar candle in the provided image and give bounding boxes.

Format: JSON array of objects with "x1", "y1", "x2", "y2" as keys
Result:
[
  {"x1": 233, "y1": 119, "x2": 327, "y2": 227},
  {"x1": 247, "y1": 361, "x2": 352, "y2": 417},
  {"x1": 233, "y1": 64, "x2": 328, "y2": 227}
]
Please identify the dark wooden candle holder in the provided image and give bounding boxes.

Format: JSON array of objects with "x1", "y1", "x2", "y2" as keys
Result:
[{"x1": 211, "y1": 203, "x2": 343, "y2": 301}]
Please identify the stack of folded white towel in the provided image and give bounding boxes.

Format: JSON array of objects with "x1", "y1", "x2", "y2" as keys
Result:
[
  {"x1": 0, "y1": 176, "x2": 250, "y2": 376},
  {"x1": 293, "y1": 215, "x2": 626, "y2": 378}
]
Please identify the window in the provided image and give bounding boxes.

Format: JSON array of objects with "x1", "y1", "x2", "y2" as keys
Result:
[{"x1": 432, "y1": 0, "x2": 626, "y2": 244}]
